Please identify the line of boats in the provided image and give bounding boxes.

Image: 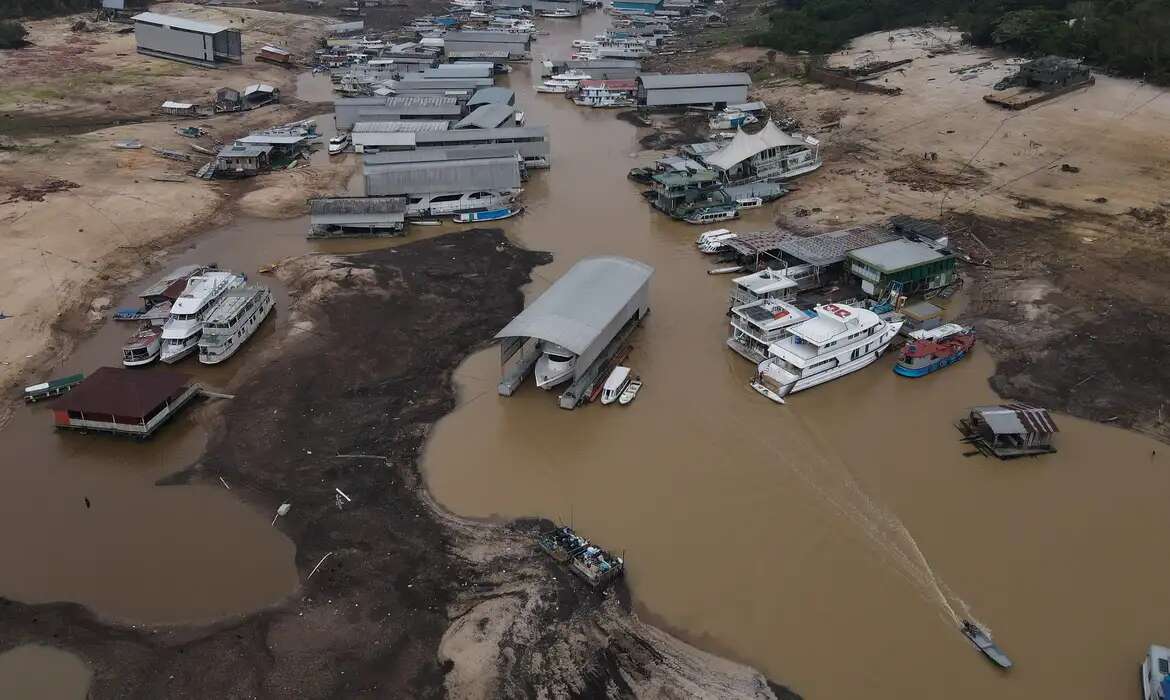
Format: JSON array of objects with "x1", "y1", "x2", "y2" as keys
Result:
[{"x1": 118, "y1": 265, "x2": 274, "y2": 368}]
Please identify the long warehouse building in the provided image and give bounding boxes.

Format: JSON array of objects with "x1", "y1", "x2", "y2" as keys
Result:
[
  {"x1": 363, "y1": 145, "x2": 523, "y2": 196},
  {"x1": 335, "y1": 96, "x2": 464, "y2": 130},
  {"x1": 132, "y1": 11, "x2": 242, "y2": 68},
  {"x1": 495, "y1": 256, "x2": 653, "y2": 407},
  {"x1": 636, "y1": 72, "x2": 751, "y2": 108},
  {"x1": 415, "y1": 126, "x2": 550, "y2": 168}
]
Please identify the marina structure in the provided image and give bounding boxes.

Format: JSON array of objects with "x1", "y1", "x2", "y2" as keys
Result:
[
  {"x1": 198, "y1": 285, "x2": 275, "y2": 364},
  {"x1": 847, "y1": 237, "x2": 957, "y2": 299},
  {"x1": 636, "y1": 73, "x2": 750, "y2": 108},
  {"x1": 362, "y1": 145, "x2": 524, "y2": 207},
  {"x1": 335, "y1": 96, "x2": 464, "y2": 130},
  {"x1": 454, "y1": 103, "x2": 518, "y2": 129},
  {"x1": 309, "y1": 197, "x2": 407, "y2": 237},
  {"x1": 701, "y1": 121, "x2": 822, "y2": 183},
  {"x1": 958, "y1": 404, "x2": 1059, "y2": 459},
  {"x1": 496, "y1": 256, "x2": 653, "y2": 409},
  {"x1": 727, "y1": 297, "x2": 809, "y2": 363},
  {"x1": 50, "y1": 367, "x2": 200, "y2": 438},
  {"x1": 132, "y1": 12, "x2": 242, "y2": 68},
  {"x1": 443, "y1": 30, "x2": 533, "y2": 60},
  {"x1": 415, "y1": 127, "x2": 551, "y2": 168}
]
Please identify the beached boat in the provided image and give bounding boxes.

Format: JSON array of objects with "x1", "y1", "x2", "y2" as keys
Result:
[
  {"x1": 600, "y1": 366, "x2": 631, "y2": 405},
  {"x1": 961, "y1": 620, "x2": 1012, "y2": 669},
  {"x1": 894, "y1": 324, "x2": 976, "y2": 377},
  {"x1": 198, "y1": 285, "x2": 275, "y2": 365},
  {"x1": 538, "y1": 526, "x2": 590, "y2": 562},
  {"x1": 159, "y1": 271, "x2": 246, "y2": 364},
  {"x1": 535, "y1": 341, "x2": 577, "y2": 389},
  {"x1": 122, "y1": 326, "x2": 163, "y2": 367},
  {"x1": 23, "y1": 373, "x2": 84, "y2": 402},
  {"x1": 1142, "y1": 645, "x2": 1170, "y2": 700},
  {"x1": 328, "y1": 134, "x2": 349, "y2": 155},
  {"x1": 735, "y1": 196, "x2": 764, "y2": 209},
  {"x1": 570, "y1": 542, "x2": 624, "y2": 587},
  {"x1": 452, "y1": 206, "x2": 522, "y2": 223},
  {"x1": 752, "y1": 302, "x2": 903, "y2": 402},
  {"x1": 618, "y1": 377, "x2": 642, "y2": 405},
  {"x1": 409, "y1": 219, "x2": 442, "y2": 226}
]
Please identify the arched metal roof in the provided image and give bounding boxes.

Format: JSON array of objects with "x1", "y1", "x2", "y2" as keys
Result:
[{"x1": 495, "y1": 256, "x2": 653, "y2": 355}]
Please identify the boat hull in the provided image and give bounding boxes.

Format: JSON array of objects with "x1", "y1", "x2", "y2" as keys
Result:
[
  {"x1": 159, "y1": 341, "x2": 198, "y2": 364},
  {"x1": 198, "y1": 291, "x2": 275, "y2": 365},
  {"x1": 893, "y1": 348, "x2": 970, "y2": 377},
  {"x1": 122, "y1": 353, "x2": 159, "y2": 368}
]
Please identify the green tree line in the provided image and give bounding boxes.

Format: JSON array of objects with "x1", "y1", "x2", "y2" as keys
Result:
[
  {"x1": 748, "y1": 0, "x2": 1170, "y2": 83},
  {"x1": 0, "y1": 0, "x2": 96, "y2": 19}
]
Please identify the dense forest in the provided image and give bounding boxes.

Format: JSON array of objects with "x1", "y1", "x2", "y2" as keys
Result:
[
  {"x1": 749, "y1": 0, "x2": 1170, "y2": 83},
  {"x1": 0, "y1": 0, "x2": 96, "y2": 19}
]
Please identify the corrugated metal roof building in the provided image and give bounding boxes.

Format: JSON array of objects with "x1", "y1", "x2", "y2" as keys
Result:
[
  {"x1": 454, "y1": 103, "x2": 516, "y2": 129},
  {"x1": 636, "y1": 72, "x2": 751, "y2": 107},
  {"x1": 363, "y1": 147, "x2": 522, "y2": 196},
  {"x1": 561, "y1": 58, "x2": 641, "y2": 79},
  {"x1": 309, "y1": 196, "x2": 406, "y2": 237},
  {"x1": 469, "y1": 87, "x2": 516, "y2": 106},
  {"x1": 443, "y1": 30, "x2": 532, "y2": 59},
  {"x1": 495, "y1": 256, "x2": 653, "y2": 385},
  {"x1": 413, "y1": 126, "x2": 550, "y2": 167},
  {"x1": 133, "y1": 12, "x2": 242, "y2": 68},
  {"x1": 392, "y1": 76, "x2": 496, "y2": 91},
  {"x1": 335, "y1": 95, "x2": 464, "y2": 129}
]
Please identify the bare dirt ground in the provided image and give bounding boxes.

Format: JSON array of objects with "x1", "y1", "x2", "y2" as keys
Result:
[
  {"x1": 0, "y1": 3, "x2": 348, "y2": 424},
  {"x1": 648, "y1": 20, "x2": 1170, "y2": 440},
  {"x1": 0, "y1": 231, "x2": 794, "y2": 700}
]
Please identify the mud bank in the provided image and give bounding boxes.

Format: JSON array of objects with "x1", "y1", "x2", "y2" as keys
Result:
[{"x1": 0, "y1": 231, "x2": 793, "y2": 699}]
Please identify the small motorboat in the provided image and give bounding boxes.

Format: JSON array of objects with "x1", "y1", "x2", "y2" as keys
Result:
[
  {"x1": 600, "y1": 366, "x2": 631, "y2": 405},
  {"x1": 453, "y1": 206, "x2": 522, "y2": 223},
  {"x1": 409, "y1": 219, "x2": 442, "y2": 226},
  {"x1": 960, "y1": 620, "x2": 1012, "y2": 669},
  {"x1": 328, "y1": 134, "x2": 349, "y2": 155},
  {"x1": 617, "y1": 376, "x2": 642, "y2": 405}
]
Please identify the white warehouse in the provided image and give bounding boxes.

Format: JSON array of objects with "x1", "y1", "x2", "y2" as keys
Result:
[{"x1": 133, "y1": 12, "x2": 243, "y2": 68}]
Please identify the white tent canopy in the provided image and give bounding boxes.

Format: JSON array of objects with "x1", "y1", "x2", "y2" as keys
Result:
[{"x1": 704, "y1": 120, "x2": 814, "y2": 171}]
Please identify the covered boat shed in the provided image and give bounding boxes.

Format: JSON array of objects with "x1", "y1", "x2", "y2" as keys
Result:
[
  {"x1": 495, "y1": 256, "x2": 653, "y2": 408},
  {"x1": 309, "y1": 196, "x2": 406, "y2": 238},
  {"x1": 133, "y1": 12, "x2": 242, "y2": 68},
  {"x1": 454, "y1": 103, "x2": 516, "y2": 129},
  {"x1": 363, "y1": 145, "x2": 522, "y2": 196},
  {"x1": 51, "y1": 366, "x2": 199, "y2": 437},
  {"x1": 636, "y1": 72, "x2": 750, "y2": 107}
]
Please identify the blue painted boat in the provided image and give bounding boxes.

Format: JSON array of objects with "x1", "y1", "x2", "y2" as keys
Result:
[
  {"x1": 893, "y1": 324, "x2": 976, "y2": 377},
  {"x1": 452, "y1": 206, "x2": 523, "y2": 224}
]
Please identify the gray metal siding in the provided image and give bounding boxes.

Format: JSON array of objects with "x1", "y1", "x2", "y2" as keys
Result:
[
  {"x1": 643, "y1": 84, "x2": 748, "y2": 106},
  {"x1": 576, "y1": 278, "x2": 648, "y2": 377},
  {"x1": 364, "y1": 158, "x2": 520, "y2": 196},
  {"x1": 135, "y1": 21, "x2": 213, "y2": 63},
  {"x1": 311, "y1": 211, "x2": 405, "y2": 227}
]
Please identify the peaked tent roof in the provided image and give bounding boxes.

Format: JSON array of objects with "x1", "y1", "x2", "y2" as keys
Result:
[{"x1": 703, "y1": 121, "x2": 812, "y2": 171}]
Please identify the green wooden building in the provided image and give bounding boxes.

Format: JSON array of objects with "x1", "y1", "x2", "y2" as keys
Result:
[{"x1": 847, "y1": 238, "x2": 956, "y2": 299}]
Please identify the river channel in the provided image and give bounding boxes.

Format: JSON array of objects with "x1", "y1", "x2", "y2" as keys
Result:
[{"x1": 0, "y1": 9, "x2": 1167, "y2": 699}]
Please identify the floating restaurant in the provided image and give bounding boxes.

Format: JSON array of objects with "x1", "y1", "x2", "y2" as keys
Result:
[{"x1": 50, "y1": 367, "x2": 200, "y2": 438}]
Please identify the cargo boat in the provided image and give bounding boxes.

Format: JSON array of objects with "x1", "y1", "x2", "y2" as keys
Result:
[{"x1": 894, "y1": 324, "x2": 976, "y2": 377}]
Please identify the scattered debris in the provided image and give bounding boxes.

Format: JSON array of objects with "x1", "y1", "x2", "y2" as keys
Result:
[
  {"x1": 1060, "y1": 163, "x2": 1080, "y2": 173},
  {"x1": 3, "y1": 177, "x2": 81, "y2": 204}
]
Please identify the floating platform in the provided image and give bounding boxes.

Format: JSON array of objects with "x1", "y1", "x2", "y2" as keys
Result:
[
  {"x1": 982, "y1": 78, "x2": 1094, "y2": 110},
  {"x1": 537, "y1": 525, "x2": 624, "y2": 589}
]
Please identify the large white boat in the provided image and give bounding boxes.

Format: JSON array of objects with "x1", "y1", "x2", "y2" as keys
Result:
[
  {"x1": 538, "y1": 7, "x2": 577, "y2": 17},
  {"x1": 534, "y1": 79, "x2": 576, "y2": 94},
  {"x1": 752, "y1": 302, "x2": 903, "y2": 402},
  {"x1": 159, "y1": 271, "x2": 246, "y2": 363},
  {"x1": 550, "y1": 69, "x2": 591, "y2": 82},
  {"x1": 1143, "y1": 645, "x2": 1170, "y2": 700},
  {"x1": 198, "y1": 285, "x2": 275, "y2": 365},
  {"x1": 405, "y1": 190, "x2": 519, "y2": 217},
  {"x1": 535, "y1": 342, "x2": 577, "y2": 389}
]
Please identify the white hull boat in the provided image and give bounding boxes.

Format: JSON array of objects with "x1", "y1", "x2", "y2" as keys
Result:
[
  {"x1": 600, "y1": 366, "x2": 631, "y2": 405},
  {"x1": 122, "y1": 326, "x2": 162, "y2": 367},
  {"x1": 160, "y1": 271, "x2": 246, "y2": 364},
  {"x1": 406, "y1": 190, "x2": 518, "y2": 217},
  {"x1": 752, "y1": 302, "x2": 902, "y2": 402},
  {"x1": 535, "y1": 342, "x2": 577, "y2": 389},
  {"x1": 617, "y1": 377, "x2": 642, "y2": 405},
  {"x1": 198, "y1": 285, "x2": 275, "y2": 365}
]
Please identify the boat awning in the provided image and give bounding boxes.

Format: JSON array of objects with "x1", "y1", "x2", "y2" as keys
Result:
[
  {"x1": 973, "y1": 404, "x2": 1059, "y2": 435},
  {"x1": 704, "y1": 121, "x2": 813, "y2": 171}
]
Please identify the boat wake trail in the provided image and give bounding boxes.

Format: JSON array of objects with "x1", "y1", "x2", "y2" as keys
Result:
[{"x1": 732, "y1": 408, "x2": 966, "y2": 627}]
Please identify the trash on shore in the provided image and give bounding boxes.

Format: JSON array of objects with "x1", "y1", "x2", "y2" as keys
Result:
[{"x1": 271, "y1": 502, "x2": 292, "y2": 526}]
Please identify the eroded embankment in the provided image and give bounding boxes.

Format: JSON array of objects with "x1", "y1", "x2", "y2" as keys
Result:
[{"x1": 0, "y1": 230, "x2": 795, "y2": 699}]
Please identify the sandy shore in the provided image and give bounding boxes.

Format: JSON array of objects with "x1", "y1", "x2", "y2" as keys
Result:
[{"x1": 0, "y1": 3, "x2": 347, "y2": 424}]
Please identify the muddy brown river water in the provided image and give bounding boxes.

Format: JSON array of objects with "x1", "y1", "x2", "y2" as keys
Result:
[{"x1": 1, "y1": 10, "x2": 1168, "y2": 698}]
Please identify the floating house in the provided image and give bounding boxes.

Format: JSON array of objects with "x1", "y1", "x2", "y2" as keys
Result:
[
  {"x1": 161, "y1": 100, "x2": 200, "y2": 117},
  {"x1": 959, "y1": 404, "x2": 1058, "y2": 459},
  {"x1": 649, "y1": 168, "x2": 723, "y2": 216},
  {"x1": 555, "y1": 59, "x2": 641, "y2": 80},
  {"x1": 132, "y1": 12, "x2": 242, "y2": 68},
  {"x1": 308, "y1": 197, "x2": 406, "y2": 238},
  {"x1": 727, "y1": 297, "x2": 809, "y2": 363},
  {"x1": 847, "y1": 237, "x2": 956, "y2": 299},
  {"x1": 700, "y1": 121, "x2": 822, "y2": 183},
  {"x1": 335, "y1": 96, "x2": 463, "y2": 130},
  {"x1": 728, "y1": 267, "x2": 799, "y2": 307},
  {"x1": 51, "y1": 367, "x2": 200, "y2": 438},
  {"x1": 242, "y1": 83, "x2": 280, "y2": 108},
  {"x1": 351, "y1": 125, "x2": 419, "y2": 153},
  {"x1": 495, "y1": 256, "x2": 653, "y2": 409},
  {"x1": 215, "y1": 144, "x2": 271, "y2": 177},
  {"x1": 636, "y1": 72, "x2": 750, "y2": 108}
]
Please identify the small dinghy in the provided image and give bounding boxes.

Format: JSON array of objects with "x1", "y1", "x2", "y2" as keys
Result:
[
  {"x1": 618, "y1": 377, "x2": 642, "y2": 405},
  {"x1": 453, "y1": 206, "x2": 522, "y2": 224},
  {"x1": 961, "y1": 620, "x2": 1012, "y2": 669}
]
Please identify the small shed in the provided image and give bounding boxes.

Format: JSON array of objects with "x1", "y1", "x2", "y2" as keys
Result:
[
  {"x1": 257, "y1": 45, "x2": 293, "y2": 65},
  {"x1": 161, "y1": 100, "x2": 200, "y2": 117},
  {"x1": 959, "y1": 404, "x2": 1059, "y2": 459},
  {"x1": 51, "y1": 366, "x2": 199, "y2": 438},
  {"x1": 216, "y1": 143, "x2": 272, "y2": 177}
]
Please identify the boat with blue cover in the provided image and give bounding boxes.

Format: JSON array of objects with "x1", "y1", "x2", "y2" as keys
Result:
[
  {"x1": 894, "y1": 323, "x2": 975, "y2": 377},
  {"x1": 452, "y1": 206, "x2": 523, "y2": 223}
]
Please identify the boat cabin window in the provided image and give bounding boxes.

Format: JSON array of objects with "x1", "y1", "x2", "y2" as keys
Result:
[
  {"x1": 431, "y1": 194, "x2": 461, "y2": 203},
  {"x1": 1160, "y1": 658, "x2": 1169, "y2": 674},
  {"x1": 546, "y1": 353, "x2": 573, "y2": 362}
]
